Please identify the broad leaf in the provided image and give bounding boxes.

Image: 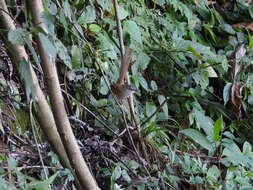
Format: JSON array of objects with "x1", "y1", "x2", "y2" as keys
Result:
[
  {"x1": 223, "y1": 83, "x2": 232, "y2": 105},
  {"x1": 8, "y1": 28, "x2": 25, "y2": 45},
  {"x1": 117, "y1": 6, "x2": 129, "y2": 20},
  {"x1": 123, "y1": 20, "x2": 142, "y2": 44},
  {"x1": 193, "y1": 110, "x2": 213, "y2": 139},
  {"x1": 158, "y1": 95, "x2": 168, "y2": 118},
  {"x1": 111, "y1": 165, "x2": 122, "y2": 182},
  {"x1": 146, "y1": 102, "x2": 156, "y2": 119},
  {"x1": 19, "y1": 59, "x2": 34, "y2": 101},
  {"x1": 38, "y1": 33, "x2": 57, "y2": 59},
  {"x1": 138, "y1": 75, "x2": 148, "y2": 91},
  {"x1": 243, "y1": 141, "x2": 252, "y2": 155},
  {"x1": 213, "y1": 117, "x2": 223, "y2": 142},
  {"x1": 97, "y1": 0, "x2": 111, "y2": 11},
  {"x1": 62, "y1": 1, "x2": 72, "y2": 20},
  {"x1": 25, "y1": 172, "x2": 59, "y2": 189},
  {"x1": 180, "y1": 128, "x2": 213, "y2": 151},
  {"x1": 207, "y1": 165, "x2": 220, "y2": 181},
  {"x1": 71, "y1": 45, "x2": 81, "y2": 69},
  {"x1": 78, "y1": 5, "x2": 96, "y2": 24},
  {"x1": 54, "y1": 38, "x2": 72, "y2": 69}
]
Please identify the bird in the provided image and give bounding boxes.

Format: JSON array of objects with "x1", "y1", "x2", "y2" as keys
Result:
[{"x1": 111, "y1": 48, "x2": 137, "y2": 99}]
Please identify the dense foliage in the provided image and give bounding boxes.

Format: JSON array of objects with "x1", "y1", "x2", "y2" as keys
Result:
[{"x1": 1, "y1": 0, "x2": 253, "y2": 189}]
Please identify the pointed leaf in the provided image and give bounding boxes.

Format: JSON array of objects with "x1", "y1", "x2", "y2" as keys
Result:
[
  {"x1": 77, "y1": 5, "x2": 96, "y2": 24},
  {"x1": 180, "y1": 128, "x2": 213, "y2": 151},
  {"x1": 213, "y1": 117, "x2": 223, "y2": 142},
  {"x1": 223, "y1": 83, "x2": 232, "y2": 105},
  {"x1": 38, "y1": 33, "x2": 57, "y2": 59},
  {"x1": 19, "y1": 59, "x2": 34, "y2": 101},
  {"x1": 193, "y1": 110, "x2": 213, "y2": 138},
  {"x1": 123, "y1": 20, "x2": 142, "y2": 43}
]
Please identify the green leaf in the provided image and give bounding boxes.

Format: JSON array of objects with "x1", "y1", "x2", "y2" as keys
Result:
[
  {"x1": 193, "y1": 110, "x2": 213, "y2": 139},
  {"x1": 180, "y1": 128, "x2": 213, "y2": 151},
  {"x1": 222, "y1": 144, "x2": 252, "y2": 167},
  {"x1": 128, "y1": 160, "x2": 140, "y2": 170},
  {"x1": 175, "y1": 39, "x2": 227, "y2": 64},
  {"x1": 138, "y1": 75, "x2": 148, "y2": 91},
  {"x1": 222, "y1": 24, "x2": 235, "y2": 35},
  {"x1": 187, "y1": 45, "x2": 202, "y2": 59},
  {"x1": 207, "y1": 165, "x2": 220, "y2": 181},
  {"x1": 146, "y1": 102, "x2": 156, "y2": 118},
  {"x1": 192, "y1": 71, "x2": 209, "y2": 89},
  {"x1": 249, "y1": 6, "x2": 253, "y2": 20},
  {"x1": 71, "y1": 45, "x2": 81, "y2": 69},
  {"x1": 136, "y1": 52, "x2": 150, "y2": 70},
  {"x1": 243, "y1": 141, "x2": 252, "y2": 155},
  {"x1": 62, "y1": 1, "x2": 72, "y2": 20},
  {"x1": 19, "y1": 59, "x2": 34, "y2": 101},
  {"x1": 158, "y1": 95, "x2": 168, "y2": 118},
  {"x1": 100, "y1": 77, "x2": 109, "y2": 95},
  {"x1": 121, "y1": 170, "x2": 131, "y2": 183},
  {"x1": 96, "y1": 0, "x2": 112, "y2": 11},
  {"x1": 89, "y1": 24, "x2": 101, "y2": 34},
  {"x1": 249, "y1": 35, "x2": 253, "y2": 48},
  {"x1": 156, "y1": 0, "x2": 166, "y2": 6},
  {"x1": 0, "y1": 177, "x2": 11, "y2": 190},
  {"x1": 26, "y1": 172, "x2": 59, "y2": 189},
  {"x1": 0, "y1": 119, "x2": 3, "y2": 134},
  {"x1": 54, "y1": 38, "x2": 72, "y2": 69},
  {"x1": 40, "y1": 12, "x2": 55, "y2": 34},
  {"x1": 78, "y1": 5, "x2": 96, "y2": 24},
  {"x1": 123, "y1": 20, "x2": 142, "y2": 43},
  {"x1": 38, "y1": 33, "x2": 57, "y2": 59},
  {"x1": 151, "y1": 80, "x2": 158, "y2": 91},
  {"x1": 213, "y1": 117, "x2": 223, "y2": 142},
  {"x1": 7, "y1": 157, "x2": 17, "y2": 170},
  {"x1": 114, "y1": 6, "x2": 129, "y2": 20},
  {"x1": 97, "y1": 33, "x2": 117, "y2": 59},
  {"x1": 8, "y1": 28, "x2": 25, "y2": 45},
  {"x1": 223, "y1": 83, "x2": 232, "y2": 105},
  {"x1": 203, "y1": 24, "x2": 217, "y2": 42},
  {"x1": 204, "y1": 63, "x2": 218, "y2": 78},
  {"x1": 111, "y1": 165, "x2": 122, "y2": 182},
  {"x1": 171, "y1": 0, "x2": 194, "y2": 22},
  {"x1": 24, "y1": 34, "x2": 40, "y2": 65}
]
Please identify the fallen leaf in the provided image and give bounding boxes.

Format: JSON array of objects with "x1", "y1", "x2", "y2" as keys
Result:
[{"x1": 231, "y1": 82, "x2": 244, "y2": 118}]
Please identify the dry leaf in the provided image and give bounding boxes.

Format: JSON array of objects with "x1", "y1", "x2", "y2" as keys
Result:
[
  {"x1": 231, "y1": 82, "x2": 244, "y2": 118},
  {"x1": 233, "y1": 22, "x2": 253, "y2": 32},
  {"x1": 231, "y1": 42, "x2": 246, "y2": 80}
]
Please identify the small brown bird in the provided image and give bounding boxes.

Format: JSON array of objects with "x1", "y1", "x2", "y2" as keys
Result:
[{"x1": 111, "y1": 48, "x2": 137, "y2": 99}]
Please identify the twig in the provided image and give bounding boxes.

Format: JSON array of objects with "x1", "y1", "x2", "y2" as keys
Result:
[
  {"x1": 0, "y1": 7, "x2": 15, "y2": 21},
  {"x1": 61, "y1": 89, "x2": 119, "y2": 137},
  {"x1": 112, "y1": 0, "x2": 138, "y2": 129},
  {"x1": 141, "y1": 61, "x2": 225, "y2": 126},
  {"x1": 140, "y1": 96, "x2": 169, "y2": 127},
  {"x1": 96, "y1": 60, "x2": 150, "y2": 174},
  {"x1": 169, "y1": 61, "x2": 224, "y2": 87},
  {"x1": 109, "y1": 149, "x2": 139, "y2": 178},
  {"x1": 112, "y1": 0, "x2": 124, "y2": 56},
  {"x1": 121, "y1": 108, "x2": 150, "y2": 176},
  {"x1": 29, "y1": 100, "x2": 49, "y2": 181}
]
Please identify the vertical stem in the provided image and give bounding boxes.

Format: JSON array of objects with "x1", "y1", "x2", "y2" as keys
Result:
[
  {"x1": 113, "y1": 0, "x2": 125, "y2": 56},
  {"x1": 112, "y1": 0, "x2": 138, "y2": 128}
]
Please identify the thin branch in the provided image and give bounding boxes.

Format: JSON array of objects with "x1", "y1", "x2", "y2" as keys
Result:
[
  {"x1": 29, "y1": 100, "x2": 49, "y2": 180},
  {"x1": 112, "y1": 0, "x2": 139, "y2": 137},
  {"x1": 141, "y1": 96, "x2": 169, "y2": 127},
  {"x1": 141, "y1": 61, "x2": 225, "y2": 127},
  {"x1": 112, "y1": 0, "x2": 125, "y2": 57},
  {"x1": 0, "y1": 7, "x2": 15, "y2": 21},
  {"x1": 61, "y1": 89, "x2": 119, "y2": 137}
]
